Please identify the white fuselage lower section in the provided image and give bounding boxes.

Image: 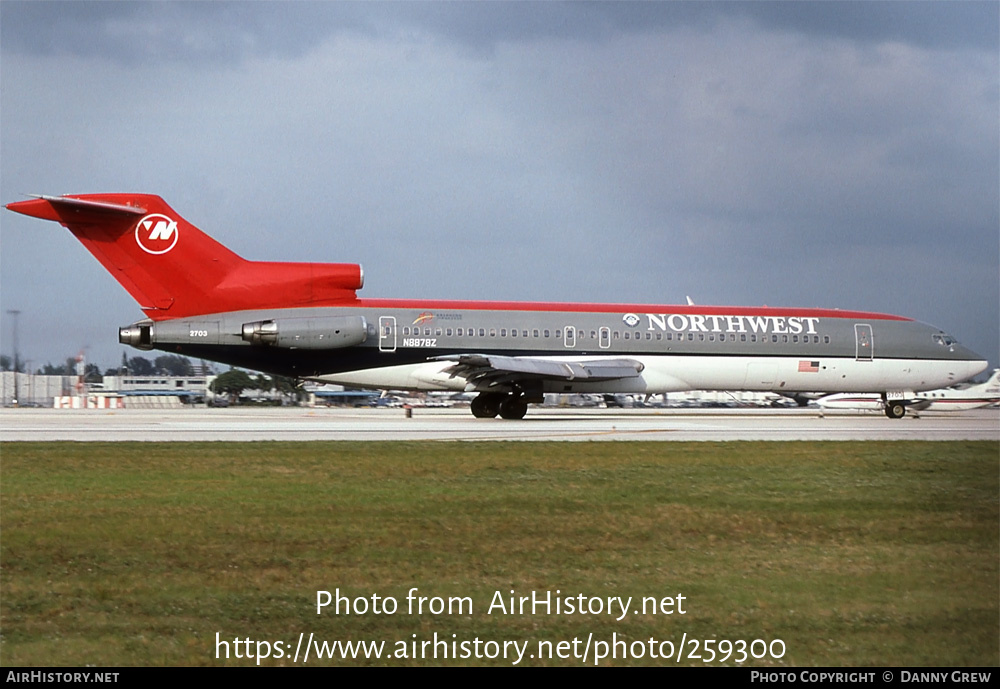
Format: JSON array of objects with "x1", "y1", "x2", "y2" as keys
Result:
[
  {"x1": 318, "y1": 355, "x2": 985, "y2": 396},
  {"x1": 818, "y1": 369, "x2": 1000, "y2": 411}
]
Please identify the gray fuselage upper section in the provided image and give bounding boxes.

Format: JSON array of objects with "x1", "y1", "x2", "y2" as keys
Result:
[{"x1": 130, "y1": 303, "x2": 983, "y2": 378}]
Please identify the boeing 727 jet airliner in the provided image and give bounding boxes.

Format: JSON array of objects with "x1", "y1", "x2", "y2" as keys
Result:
[{"x1": 5, "y1": 194, "x2": 988, "y2": 419}]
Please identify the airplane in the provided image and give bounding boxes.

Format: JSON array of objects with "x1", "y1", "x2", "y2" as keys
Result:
[
  {"x1": 817, "y1": 369, "x2": 1000, "y2": 414},
  {"x1": 5, "y1": 193, "x2": 988, "y2": 420}
]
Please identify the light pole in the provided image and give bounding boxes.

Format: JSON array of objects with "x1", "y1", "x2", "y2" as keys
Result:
[{"x1": 6, "y1": 309, "x2": 21, "y2": 406}]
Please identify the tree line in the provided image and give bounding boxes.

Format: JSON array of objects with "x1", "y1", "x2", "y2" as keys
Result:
[
  {"x1": 2, "y1": 353, "x2": 303, "y2": 404},
  {"x1": 1, "y1": 354, "x2": 196, "y2": 378},
  {"x1": 209, "y1": 369, "x2": 303, "y2": 404}
]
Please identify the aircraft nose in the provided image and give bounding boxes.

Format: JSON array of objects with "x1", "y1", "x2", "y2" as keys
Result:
[{"x1": 957, "y1": 348, "x2": 989, "y2": 381}]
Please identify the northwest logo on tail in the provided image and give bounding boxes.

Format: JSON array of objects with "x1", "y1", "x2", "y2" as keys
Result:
[{"x1": 135, "y1": 214, "x2": 178, "y2": 254}]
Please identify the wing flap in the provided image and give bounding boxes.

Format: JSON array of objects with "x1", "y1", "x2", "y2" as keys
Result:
[{"x1": 433, "y1": 353, "x2": 644, "y2": 384}]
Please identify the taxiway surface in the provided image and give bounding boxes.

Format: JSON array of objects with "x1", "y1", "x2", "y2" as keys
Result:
[{"x1": 1, "y1": 407, "x2": 997, "y2": 442}]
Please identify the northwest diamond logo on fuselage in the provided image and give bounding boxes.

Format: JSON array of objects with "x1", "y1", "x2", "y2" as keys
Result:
[
  {"x1": 135, "y1": 214, "x2": 179, "y2": 254},
  {"x1": 622, "y1": 313, "x2": 640, "y2": 327}
]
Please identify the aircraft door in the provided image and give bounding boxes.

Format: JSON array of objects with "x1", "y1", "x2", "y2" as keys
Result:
[
  {"x1": 855, "y1": 324, "x2": 873, "y2": 361},
  {"x1": 599, "y1": 326, "x2": 611, "y2": 349},
  {"x1": 564, "y1": 326, "x2": 576, "y2": 348},
  {"x1": 379, "y1": 316, "x2": 396, "y2": 352}
]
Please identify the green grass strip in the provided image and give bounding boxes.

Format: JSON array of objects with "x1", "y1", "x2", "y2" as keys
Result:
[{"x1": 1, "y1": 441, "x2": 996, "y2": 666}]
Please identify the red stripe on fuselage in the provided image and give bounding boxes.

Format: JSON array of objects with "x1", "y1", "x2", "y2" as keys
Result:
[{"x1": 353, "y1": 298, "x2": 911, "y2": 321}]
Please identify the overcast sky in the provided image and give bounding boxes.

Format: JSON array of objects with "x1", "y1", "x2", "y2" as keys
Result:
[{"x1": 1, "y1": 1, "x2": 997, "y2": 374}]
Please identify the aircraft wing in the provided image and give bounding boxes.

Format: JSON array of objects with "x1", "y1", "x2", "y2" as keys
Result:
[{"x1": 432, "y1": 353, "x2": 644, "y2": 388}]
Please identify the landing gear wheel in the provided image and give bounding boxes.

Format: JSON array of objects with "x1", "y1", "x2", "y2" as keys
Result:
[
  {"x1": 885, "y1": 402, "x2": 906, "y2": 419},
  {"x1": 471, "y1": 393, "x2": 503, "y2": 418},
  {"x1": 498, "y1": 396, "x2": 528, "y2": 420}
]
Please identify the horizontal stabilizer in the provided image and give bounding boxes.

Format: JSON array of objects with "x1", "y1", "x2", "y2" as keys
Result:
[{"x1": 7, "y1": 194, "x2": 147, "y2": 221}]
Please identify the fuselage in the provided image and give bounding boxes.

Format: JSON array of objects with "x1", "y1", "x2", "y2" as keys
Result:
[{"x1": 121, "y1": 300, "x2": 987, "y2": 397}]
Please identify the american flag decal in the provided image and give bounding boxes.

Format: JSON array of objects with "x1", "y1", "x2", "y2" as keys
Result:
[{"x1": 798, "y1": 360, "x2": 820, "y2": 373}]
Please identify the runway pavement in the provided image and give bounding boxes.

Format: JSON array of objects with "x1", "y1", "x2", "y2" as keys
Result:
[{"x1": 1, "y1": 406, "x2": 997, "y2": 442}]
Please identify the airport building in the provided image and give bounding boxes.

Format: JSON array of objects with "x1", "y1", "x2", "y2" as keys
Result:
[
  {"x1": 1, "y1": 371, "x2": 213, "y2": 408},
  {"x1": 1, "y1": 372, "x2": 77, "y2": 407}
]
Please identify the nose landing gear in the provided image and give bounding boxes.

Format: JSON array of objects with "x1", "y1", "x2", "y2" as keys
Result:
[{"x1": 884, "y1": 401, "x2": 906, "y2": 419}]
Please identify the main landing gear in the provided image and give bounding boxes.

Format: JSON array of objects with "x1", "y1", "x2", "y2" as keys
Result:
[
  {"x1": 884, "y1": 401, "x2": 906, "y2": 419},
  {"x1": 471, "y1": 392, "x2": 529, "y2": 420}
]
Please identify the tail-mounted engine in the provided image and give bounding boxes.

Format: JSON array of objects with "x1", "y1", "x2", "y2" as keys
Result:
[
  {"x1": 119, "y1": 321, "x2": 153, "y2": 350},
  {"x1": 119, "y1": 315, "x2": 369, "y2": 351},
  {"x1": 241, "y1": 315, "x2": 368, "y2": 349}
]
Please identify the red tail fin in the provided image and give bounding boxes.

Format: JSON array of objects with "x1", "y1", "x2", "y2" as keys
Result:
[{"x1": 5, "y1": 194, "x2": 362, "y2": 319}]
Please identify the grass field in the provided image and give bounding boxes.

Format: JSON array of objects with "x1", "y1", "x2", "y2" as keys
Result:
[{"x1": 1, "y1": 441, "x2": 996, "y2": 666}]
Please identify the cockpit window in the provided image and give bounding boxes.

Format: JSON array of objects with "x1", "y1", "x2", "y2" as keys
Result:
[{"x1": 933, "y1": 333, "x2": 957, "y2": 346}]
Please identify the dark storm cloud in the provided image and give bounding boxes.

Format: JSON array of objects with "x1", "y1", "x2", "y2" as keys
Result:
[
  {"x1": 737, "y1": 1, "x2": 998, "y2": 50},
  {"x1": 0, "y1": 1, "x2": 352, "y2": 63},
  {"x1": 395, "y1": 1, "x2": 999, "y2": 52},
  {"x1": 3, "y1": 2, "x2": 995, "y2": 65}
]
